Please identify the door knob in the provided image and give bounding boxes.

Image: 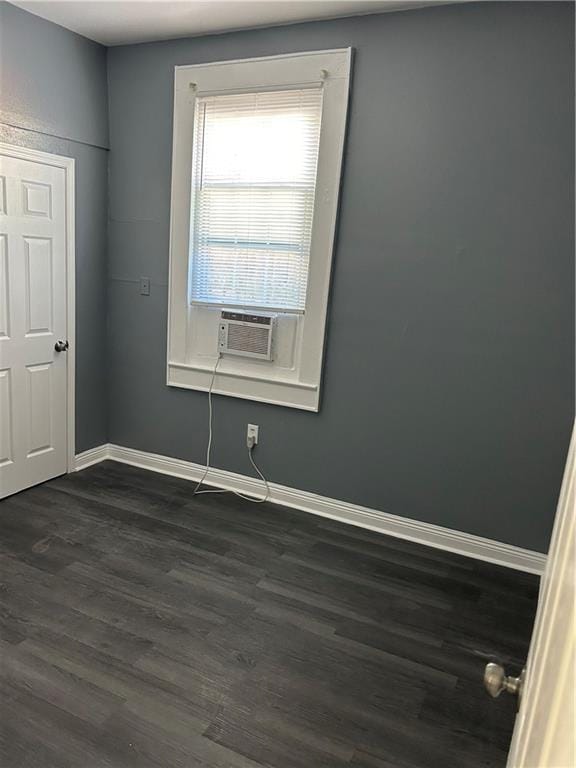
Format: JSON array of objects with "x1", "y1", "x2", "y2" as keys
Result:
[
  {"x1": 484, "y1": 662, "x2": 525, "y2": 700},
  {"x1": 54, "y1": 340, "x2": 69, "y2": 352}
]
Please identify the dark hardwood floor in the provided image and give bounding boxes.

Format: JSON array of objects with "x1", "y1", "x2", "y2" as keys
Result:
[{"x1": 0, "y1": 461, "x2": 538, "y2": 768}]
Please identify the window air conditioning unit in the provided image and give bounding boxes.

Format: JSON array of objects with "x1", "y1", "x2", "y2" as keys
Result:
[{"x1": 218, "y1": 310, "x2": 276, "y2": 361}]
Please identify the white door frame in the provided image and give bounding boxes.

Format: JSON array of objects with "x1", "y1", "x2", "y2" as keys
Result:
[
  {"x1": 506, "y1": 423, "x2": 575, "y2": 767},
  {"x1": 0, "y1": 142, "x2": 76, "y2": 473}
]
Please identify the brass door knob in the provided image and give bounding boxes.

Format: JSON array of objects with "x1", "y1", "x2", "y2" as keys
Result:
[{"x1": 484, "y1": 662, "x2": 525, "y2": 699}]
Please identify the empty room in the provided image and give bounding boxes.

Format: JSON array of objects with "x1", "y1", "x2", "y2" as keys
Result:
[{"x1": 0, "y1": 0, "x2": 574, "y2": 766}]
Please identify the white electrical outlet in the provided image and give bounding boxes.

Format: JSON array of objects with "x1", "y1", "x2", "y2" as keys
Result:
[{"x1": 247, "y1": 424, "x2": 259, "y2": 448}]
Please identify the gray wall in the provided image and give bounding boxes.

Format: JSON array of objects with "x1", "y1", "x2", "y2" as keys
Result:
[
  {"x1": 107, "y1": 1, "x2": 574, "y2": 553},
  {"x1": 0, "y1": 2, "x2": 109, "y2": 452},
  {"x1": 1, "y1": 3, "x2": 571, "y2": 553}
]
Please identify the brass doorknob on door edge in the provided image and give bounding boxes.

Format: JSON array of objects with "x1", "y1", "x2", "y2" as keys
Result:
[
  {"x1": 484, "y1": 662, "x2": 525, "y2": 700},
  {"x1": 54, "y1": 340, "x2": 69, "y2": 352}
]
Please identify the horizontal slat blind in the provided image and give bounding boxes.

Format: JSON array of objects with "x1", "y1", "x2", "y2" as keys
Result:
[{"x1": 189, "y1": 88, "x2": 323, "y2": 312}]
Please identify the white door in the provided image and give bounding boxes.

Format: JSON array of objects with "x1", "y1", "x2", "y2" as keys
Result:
[
  {"x1": 0, "y1": 146, "x2": 73, "y2": 499},
  {"x1": 494, "y1": 424, "x2": 575, "y2": 767}
]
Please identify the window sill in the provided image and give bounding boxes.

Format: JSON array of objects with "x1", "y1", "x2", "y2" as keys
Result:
[{"x1": 167, "y1": 360, "x2": 320, "y2": 411}]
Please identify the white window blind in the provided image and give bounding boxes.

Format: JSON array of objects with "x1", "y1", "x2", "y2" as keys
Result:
[{"x1": 189, "y1": 88, "x2": 323, "y2": 312}]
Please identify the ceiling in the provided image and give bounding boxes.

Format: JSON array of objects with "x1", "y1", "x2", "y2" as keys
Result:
[{"x1": 9, "y1": 0, "x2": 455, "y2": 46}]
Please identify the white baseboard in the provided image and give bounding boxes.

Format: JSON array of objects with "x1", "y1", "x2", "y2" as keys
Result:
[
  {"x1": 74, "y1": 444, "x2": 110, "y2": 470},
  {"x1": 74, "y1": 443, "x2": 547, "y2": 576}
]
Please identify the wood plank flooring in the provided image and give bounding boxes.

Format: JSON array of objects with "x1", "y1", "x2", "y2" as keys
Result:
[{"x1": 0, "y1": 461, "x2": 539, "y2": 768}]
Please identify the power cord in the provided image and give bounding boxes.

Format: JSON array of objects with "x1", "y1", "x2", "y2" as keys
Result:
[
  {"x1": 193, "y1": 355, "x2": 270, "y2": 503},
  {"x1": 193, "y1": 355, "x2": 222, "y2": 495}
]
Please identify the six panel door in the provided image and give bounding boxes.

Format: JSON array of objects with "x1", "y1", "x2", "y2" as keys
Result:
[{"x1": 0, "y1": 150, "x2": 69, "y2": 499}]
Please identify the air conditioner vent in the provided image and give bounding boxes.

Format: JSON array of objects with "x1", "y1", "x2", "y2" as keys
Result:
[{"x1": 219, "y1": 311, "x2": 275, "y2": 361}]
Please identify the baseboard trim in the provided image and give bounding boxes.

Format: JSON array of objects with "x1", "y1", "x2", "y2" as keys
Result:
[
  {"x1": 74, "y1": 444, "x2": 110, "y2": 470},
  {"x1": 74, "y1": 443, "x2": 546, "y2": 575}
]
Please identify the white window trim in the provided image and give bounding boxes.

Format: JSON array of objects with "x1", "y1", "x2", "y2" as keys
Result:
[{"x1": 167, "y1": 49, "x2": 351, "y2": 411}]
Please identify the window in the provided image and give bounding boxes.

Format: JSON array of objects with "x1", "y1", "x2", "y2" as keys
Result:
[
  {"x1": 190, "y1": 88, "x2": 323, "y2": 313},
  {"x1": 168, "y1": 50, "x2": 351, "y2": 410}
]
